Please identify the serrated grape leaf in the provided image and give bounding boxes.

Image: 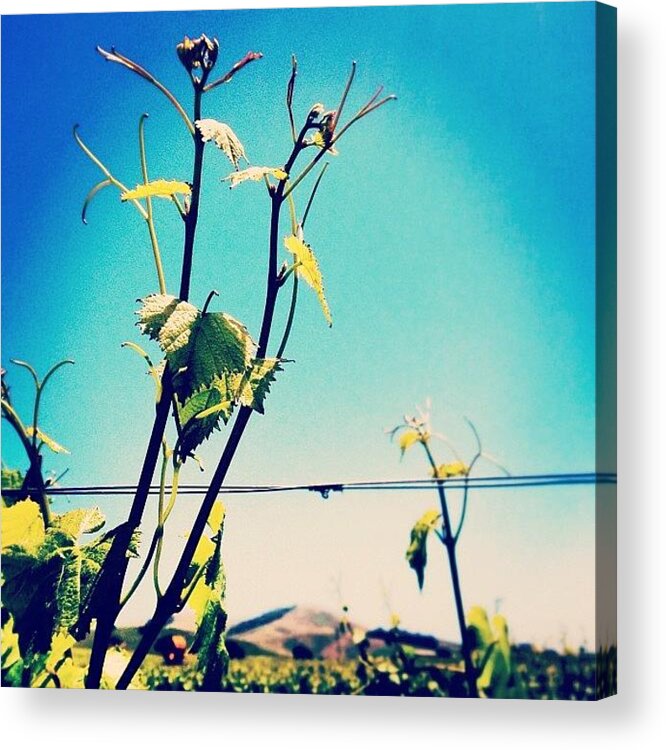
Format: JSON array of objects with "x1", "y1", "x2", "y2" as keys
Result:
[
  {"x1": 187, "y1": 523, "x2": 228, "y2": 690},
  {"x1": 1, "y1": 500, "x2": 45, "y2": 552},
  {"x1": 284, "y1": 233, "x2": 332, "y2": 326},
  {"x1": 136, "y1": 295, "x2": 255, "y2": 402},
  {"x1": 176, "y1": 377, "x2": 236, "y2": 459},
  {"x1": 53, "y1": 507, "x2": 105, "y2": 539},
  {"x1": 223, "y1": 166, "x2": 288, "y2": 188},
  {"x1": 136, "y1": 294, "x2": 199, "y2": 352},
  {"x1": 168, "y1": 311, "x2": 255, "y2": 402},
  {"x1": 121, "y1": 179, "x2": 191, "y2": 202},
  {"x1": 2, "y1": 507, "x2": 114, "y2": 658},
  {"x1": 25, "y1": 427, "x2": 69, "y2": 454},
  {"x1": 405, "y1": 509, "x2": 440, "y2": 590},
  {"x1": 231, "y1": 358, "x2": 283, "y2": 414},
  {"x1": 196, "y1": 119, "x2": 246, "y2": 168}
]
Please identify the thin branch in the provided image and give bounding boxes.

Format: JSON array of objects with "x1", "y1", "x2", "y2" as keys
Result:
[
  {"x1": 97, "y1": 46, "x2": 194, "y2": 134},
  {"x1": 286, "y1": 54, "x2": 298, "y2": 142},
  {"x1": 73, "y1": 126, "x2": 148, "y2": 220},
  {"x1": 203, "y1": 50, "x2": 263, "y2": 92},
  {"x1": 139, "y1": 114, "x2": 167, "y2": 295},
  {"x1": 302, "y1": 162, "x2": 329, "y2": 228},
  {"x1": 276, "y1": 273, "x2": 298, "y2": 360},
  {"x1": 82, "y1": 179, "x2": 113, "y2": 225},
  {"x1": 333, "y1": 61, "x2": 356, "y2": 130}
]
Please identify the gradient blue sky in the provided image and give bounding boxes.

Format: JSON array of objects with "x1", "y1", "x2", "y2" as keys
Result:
[{"x1": 2, "y1": 3, "x2": 599, "y2": 646}]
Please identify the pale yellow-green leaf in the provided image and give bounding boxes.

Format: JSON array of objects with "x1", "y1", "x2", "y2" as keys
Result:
[
  {"x1": 231, "y1": 358, "x2": 283, "y2": 414},
  {"x1": 45, "y1": 632, "x2": 76, "y2": 673},
  {"x1": 284, "y1": 234, "x2": 332, "y2": 326},
  {"x1": 1, "y1": 500, "x2": 45, "y2": 552},
  {"x1": 311, "y1": 129, "x2": 339, "y2": 155},
  {"x1": 121, "y1": 179, "x2": 191, "y2": 202},
  {"x1": 54, "y1": 507, "x2": 105, "y2": 539},
  {"x1": 196, "y1": 119, "x2": 246, "y2": 167},
  {"x1": 431, "y1": 461, "x2": 469, "y2": 479},
  {"x1": 195, "y1": 398, "x2": 233, "y2": 421},
  {"x1": 192, "y1": 534, "x2": 215, "y2": 568},
  {"x1": 187, "y1": 578, "x2": 214, "y2": 626},
  {"x1": 206, "y1": 500, "x2": 226, "y2": 535},
  {"x1": 398, "y1": 428, "x2": 421, "y2": 455},
  {"x1": 224, "y1": 166, "x2": 288, "y2": 188},
  {"x1": 468, "y1": 605, "x2": 494, "y2": 649},
  {"x1": 136, "y1": 294, "x2": 199, "y2": 353},
  {"x1": 26, "y1": 426, "x2": 69, "y2": 454},
  {"x1": 405, "y1": 508, "x2": 440, "y2": 590}
]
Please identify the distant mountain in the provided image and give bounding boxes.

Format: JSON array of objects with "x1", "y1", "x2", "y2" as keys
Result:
[
  {"x1": 99, "y1": 606, "x2": 458, "y2": 661},
  {"x1": 227, "y1": 606, "x2": 459, "y2": 660},
  {"x1": 230, "y1": 606, "x2": 346, "y2": 658}
]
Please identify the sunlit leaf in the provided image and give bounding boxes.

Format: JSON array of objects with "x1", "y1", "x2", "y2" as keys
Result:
[
  {"x1": 196, "y1": 119, "x2": 246, "y2": 167},
  {"x1": 53, "y1": 507, "x2": 105, "y2": 539},
  {"x1": 121, "y1": 179, "x2": 191, "y2": 202},
  {"x1": 136, "y1": 294, "x2": 255, "y2": 402},
  {"x1": 231, "y1": 358, "x2": 283, "y2": 414},
  {"x1": 284, "y1": 233, "x2": 332, "y2": 326},
  {"x1": 310, "y1": 129, "x2": 339, "y2": 155},
  {"x1": 136, "y1": 294, "x2": 199, "y2": 352},
  {"x1": 431, "y1": 461, "x2": 469, "y2": 479},
  {"x1": 398, "y1": 428, "x2": 421, "y2": 455},
  {"x1": 26, "y1": 427, "x2": 69, "y2": 454},
  {"x1": 177, "y1": 377, "x2": 236, "y2": 459},
  {"x1": 223, "y1": 166, "x2": 288, "y2": 188},
  {"x1": 168, "y1": 312, "x2": 254, "y2": 402},
  {"x1": 405, "y1": 509, "x2": 440, "y2": 590},
  {"x1": 1, "y1": 500, "x2": 45, "y2": 552},
  {"x1": 207, "y1": 500, "x2": 226, "y2": 535}
]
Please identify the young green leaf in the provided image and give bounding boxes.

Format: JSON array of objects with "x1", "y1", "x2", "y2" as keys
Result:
[
  {"x1": 223, "y1": 166, "x2": 288, "y2": 188},
  {"x1": 284, "y1": 233, "x2": 332, "y2": 326},
  {"x1": 121, "y1": 179, "x2": 191, "y2": 202},
  {"x1": 177, "y1": 377, "x2": 236, "y2": 459},
  {"x1": 196, "y1": 119, "x2": 246, "y2": 168},
  {"x1": 168, "y1": 312, "x2": 255, "y2": 401},
  {"x1": 231, "y1": 358, "x2": 283, "y2": 414},
  {"x1": 136, "y1": 294, "x2": 255, "y2": 401},
  {"x1": 405, "y1": 509, "x2": 440, "y2": 590}
]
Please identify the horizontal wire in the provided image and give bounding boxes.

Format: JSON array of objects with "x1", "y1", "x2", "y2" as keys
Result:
[{"x1": 2, "y1": 472, "x2": 617, "y2": 498}]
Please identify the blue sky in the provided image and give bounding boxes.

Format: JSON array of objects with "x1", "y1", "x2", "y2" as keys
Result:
[{"x1": 2, "y1": 3, "x2": 599, "y2": 646}]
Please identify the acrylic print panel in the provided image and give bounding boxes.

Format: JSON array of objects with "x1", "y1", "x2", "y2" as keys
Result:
[{"x1": 0, "y1": 2, "x2": 616, "y2": 698}]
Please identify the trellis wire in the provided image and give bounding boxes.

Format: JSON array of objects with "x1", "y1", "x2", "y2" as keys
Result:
[{"x1": 2, "y1": 472, "x2": 617, "y2": 500}]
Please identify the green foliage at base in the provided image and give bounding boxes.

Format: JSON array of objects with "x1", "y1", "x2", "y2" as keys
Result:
[{"x1": 142, "y1": 650, "x2": 600, "y2": 699}]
